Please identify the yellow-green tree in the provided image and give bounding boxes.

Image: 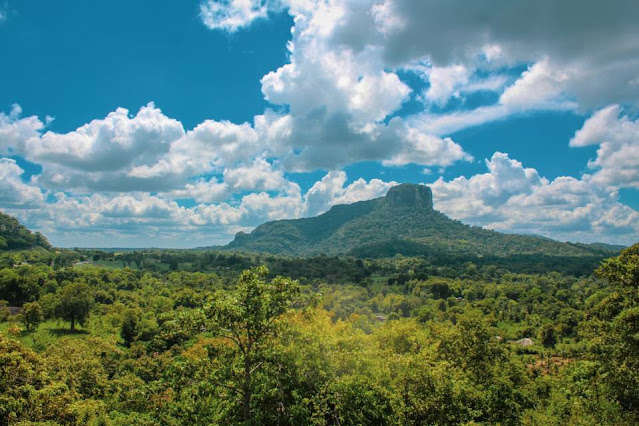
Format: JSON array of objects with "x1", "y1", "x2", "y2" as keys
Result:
[
  {"x1": 21, "y1": 301, "x2": 43, "y2": 331},
  {"x1": 205, "y1": 266, "x2": 299, "y2": 423}
]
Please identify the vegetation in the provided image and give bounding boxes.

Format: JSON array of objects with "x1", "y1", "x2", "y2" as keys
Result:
[
  {"x1": 223, "y1": 184, "x2": 619, "y2": 261},
  {"x1": 0, "y1": 206, "x2": 635, "y2": 424},
  {"x1": 57, "y1": 282, "x2": 93, "y2": 331},
  {"x1": 0, "y1": 241, "x2": 636, "y2": 424},
  {"x1": 0, "y1": 211, "x2": 51, "y2": 251}
]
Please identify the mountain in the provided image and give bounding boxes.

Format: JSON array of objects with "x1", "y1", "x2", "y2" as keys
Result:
[
  {"x1": 0, "y1": 211, "x2": 52, "y2": 251},
  {"x1": 223, "y1": 183, "x2": 619, "y2": 258}
]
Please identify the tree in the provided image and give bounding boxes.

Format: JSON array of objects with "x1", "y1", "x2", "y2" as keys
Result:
[
  {"x1": 120, "y1": 309, "x2": 139, "y2": 347},
  {"x1": 586, "y1": 244, "x2": 639, "y2": 418},
  {"x1": 0, "y1": 334, "x2": 70, "y2": 423},
  {"x1": 538, "y1": 323, "x2": 557, "y2": 349},
  {"x1": 204, "y1": 266, "x2": 299, "y2": 423},
  {"x1": 22, "y1": 302, "x2": 43, "y2": 331},
  {"x1": 538, "y1": 323, "x2": 557, "y2": 373},
  {"x1": 57, "y1": 282, "x2": 93, "y2": 331}
]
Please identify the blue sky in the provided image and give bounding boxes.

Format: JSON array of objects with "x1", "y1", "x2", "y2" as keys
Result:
[{"x1": 0, "y1": 0, "x2": 638, "y2": 247}]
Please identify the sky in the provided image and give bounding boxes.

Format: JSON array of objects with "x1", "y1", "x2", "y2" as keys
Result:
[{"x1": 0, "y1": 0, "x2": 638, "y2": 248}]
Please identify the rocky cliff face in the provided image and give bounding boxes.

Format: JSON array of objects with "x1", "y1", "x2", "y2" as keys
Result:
[{"x1": 384, "y1": 184, "x2": 433, "y2": 210}]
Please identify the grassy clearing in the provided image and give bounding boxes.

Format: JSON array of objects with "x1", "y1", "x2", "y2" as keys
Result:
[{"x1": 0, "y1": 316, "x2": 120, "y2": 351}]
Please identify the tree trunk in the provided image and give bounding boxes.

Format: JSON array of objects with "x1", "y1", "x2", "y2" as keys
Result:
[{"x1": 70, "y1": 315, "x2": 75, "y2": 331}]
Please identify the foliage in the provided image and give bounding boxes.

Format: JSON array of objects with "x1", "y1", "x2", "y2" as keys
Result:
[
  {"x1": 222, "y1": 184, "x2": 618, "y2": 262},
  {"x1": 204, "y1": 266, "x2": 300, "y2": 422},
  {"x1": 21, "y1": 301, "x2": 43, "y2": 331},
  {"x1": 585, "y1": 244, "x2": 639, "y2": 420},
  {"x1": 120, "y1": 308, "x2": 139, "y2": 347},
  {"x1": 57, "y1": 281, "x2": 93, "y2": 330},
  {"x1": 0, "y1": 211, "x2": 52, "y2": 251},
  {"x1": 0, "y1": 245, "x2": 636, "y2": 425}
]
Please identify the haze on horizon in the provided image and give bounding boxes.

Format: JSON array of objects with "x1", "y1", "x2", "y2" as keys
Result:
[{"x1": 0, "y1": 0, "x2": 638, "y2": 248}]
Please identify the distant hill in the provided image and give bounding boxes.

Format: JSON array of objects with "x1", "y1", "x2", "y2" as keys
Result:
[
  {"x1": 223, "y1": 184, "x2": 621, "y2": 259},
  {"x1": 0, "y1": 211, "x2": 52, "y2": 251}
]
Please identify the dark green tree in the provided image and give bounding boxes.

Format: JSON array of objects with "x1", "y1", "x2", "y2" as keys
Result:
[
  {"x1": 120, "y1": 309, "x2": 139, "y2": 347},
  {"x1": 538, "y1": 323, "x2": 557, "y2": 349},
  {"x1": 57, "y1": 282, "x2": 93, "y2": 331},
  {"x1": 538, "y1": 323, "x2": 557, "y2": 373}
]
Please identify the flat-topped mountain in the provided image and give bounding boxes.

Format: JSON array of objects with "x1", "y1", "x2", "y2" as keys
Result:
[{"x1": 223, "y1": 184, "x2": 617, "y2": 258}]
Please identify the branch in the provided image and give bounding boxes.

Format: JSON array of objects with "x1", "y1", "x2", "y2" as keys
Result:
[{"x1": 249, "y1": 361, "x2": 264, "y2": 375}]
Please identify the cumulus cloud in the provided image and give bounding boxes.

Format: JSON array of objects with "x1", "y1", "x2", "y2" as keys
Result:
[
  {"x1": 31, "y1": 103, "x2": 183, "y2": 172},
  {"x1": 255, "y1": 2, "x2": 473, "y2": 170},
  {"x1": 0, "y1": 105, "x2": 46, "y2": 155},
  {"x1": 0, "y1": 104, "x2": 270, "y2": 194},
  {"x1": 3, "y1": 170, "x2": 397, "y2": 246},
  {"x1": 420, "y1": 64, "x2": 471, "y2": 105},
  {"x1": 2, "y1": 0, "x2": 638, "y2": 246},
  {"x1": 1, "y1": 103, "x2": 189, "y2": 192},
  {"x1": 570, "y1": 105, "x2": 639, "y2": 189},
  {"x1": 499, "y1": 59, "x2": 575, "y2": 110},
  {"x1": 0, "y1": 159, "x2": 45, "y2": 208},
  {"x1": 304, "y1": 171, "x2": 396, "y2": 216},
  {"x1": 160, "y1": 158, "x2": 298, "y2": 203},
  {"x1": 330, "y1": 0, "x2": 639, "y2": 108},
  {"x1": 431, "y1": 152, "x2": 639, "y2": 244}
]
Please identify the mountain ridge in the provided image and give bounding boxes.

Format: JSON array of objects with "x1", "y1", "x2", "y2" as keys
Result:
[
  {"x1": 0, "y1": 211, "x2": 52, "y2": 251},
  {"x1": 222, "y1": 183, "x2": 620, "y2": 258}
]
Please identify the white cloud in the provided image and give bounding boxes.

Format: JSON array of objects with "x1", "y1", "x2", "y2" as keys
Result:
[
  {"x1": 160, "y1": 158, "x2": 298, "y2": 203},
  {"x1": 0, "y1": 104, "x2": 272, "y2": 194},
  {"x1": 499, "y1": 59, "x2": 574, "y2": 110},
  {"x1": 570, "y1": 105, "x2": 639, "y2": 188},
  {"x1": 223, "y1": 157, "x2": 294, "y2": 192},
  {"x1": 129, "y1": 118, "x2": 262, "y2": 182},
  {"x1": 431, "y1": 152, "x2": 639, "y2": 244},
  {"x1": 200, "y1": 0, "x2": 269, "y2": 32},
  {"x1": 304, "y1": 171, "x2": 396, "y2": 216},
  {"x1": 254, "y1": 1, "x2": 472, "y2": 170},
  {"x1": 410, "y1": 104, "x2": 509, "y2": 136},
  {"x1": 0, "y1": 159, "x2": 45, "y2": 208},
  {"x1": 329, "y1": 0, "x2": 639, "y2": 108},
  {"x1": 31, "y1": 103, "x2": 183, "y2": 172},
  {"x1": 0, "y1": 105, "x2": 45, "y2": 155},
  {"x1": 384, "y1": 123, "x2": 472, "y2": 166},
  {"x1": 2, "y1": 103, "x2": 188, "y2": 193},
  {"x1": 161, "y1": 177, "x2": 228, "y2": 204},
  {"x1": 411, "y1": 59, "x2": 578, "y2": 136},
  {"x1": 422, "y1": 64, "x2": 470, "y2": 105},
  {"x1": 2, "y1": 0, "x2": 638, "y2": 247}
]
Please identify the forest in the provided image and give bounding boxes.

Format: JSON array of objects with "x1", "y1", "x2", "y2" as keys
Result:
[{"x1": 1, "y1": 242, "x2": 638, "y2": 425}]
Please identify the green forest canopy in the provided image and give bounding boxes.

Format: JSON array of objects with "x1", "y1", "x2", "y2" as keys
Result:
[{"x1": 0, "y1": 243, "x2": 638, "y2": 424}]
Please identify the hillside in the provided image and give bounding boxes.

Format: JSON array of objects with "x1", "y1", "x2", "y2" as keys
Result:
[
  {"x1": 224, "y1": 184, "x2": 619, "y2": 258},
  {"x1": 0, "y1": 211, "x2": 51, "y2": 251}
]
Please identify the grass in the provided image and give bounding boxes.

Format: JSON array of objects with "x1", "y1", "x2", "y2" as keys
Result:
[{"x1": 0, "y1": 316, "x2": 121, "y2": 351}]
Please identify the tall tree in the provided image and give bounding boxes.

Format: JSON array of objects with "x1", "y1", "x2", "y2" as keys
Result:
[
  {"x1": 120, "y1": 309, "x2": 139, "y2": 348},
  {"x1": 587, "y1": 244, "x2": 639, "y2": 418},
  {"x1": 205, "y1": 266, "x2": 299, "y2": 423},
  {"x1": 57, "y1": 282, "x2": 93, "y2": 331}
]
